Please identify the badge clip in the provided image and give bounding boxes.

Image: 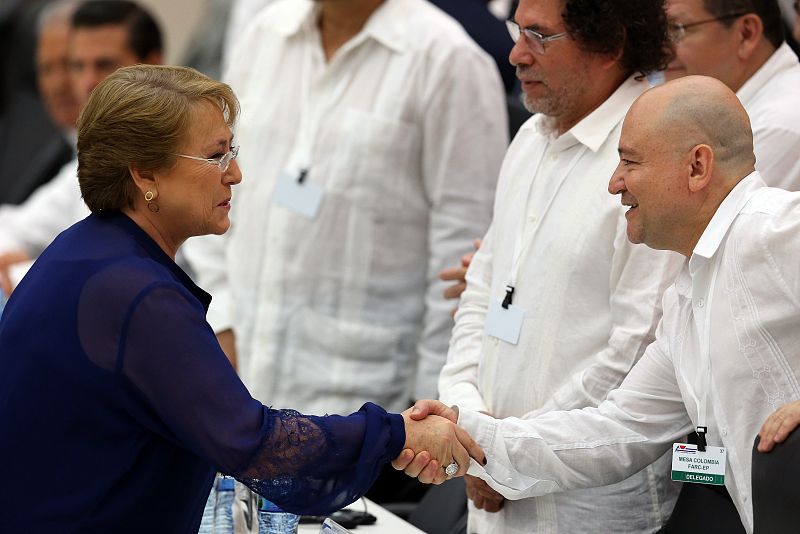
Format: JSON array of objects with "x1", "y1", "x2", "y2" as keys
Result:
[
  {"x1": 696, "y1": 426, "x2": 708, "y2": 452},
  {"x1": 501, "y1": 285, "x2": 515, "y2": 309}
]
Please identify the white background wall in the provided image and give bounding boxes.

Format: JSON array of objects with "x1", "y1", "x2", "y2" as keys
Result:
[{"x1": 136, "y1": 0, "x2": 207, "y2": 65}]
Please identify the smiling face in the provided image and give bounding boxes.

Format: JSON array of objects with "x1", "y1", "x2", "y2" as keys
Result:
[
  {"x1": 608, "y1": 98, "x2": 690, "y2": 251},
  {"x1": 510, "y1": 0, "x2": 615, "y2": 133},
  {"x1": 152, "y1": 100, "x2": 242, "y2": 243},
  {"x1": 664, "y1": 0, "x2": 740, "y2": 85}
]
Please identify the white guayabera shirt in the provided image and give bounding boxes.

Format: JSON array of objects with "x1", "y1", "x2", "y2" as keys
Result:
[
  {"x1": 738, "y1": 43, "x2": 800, "y2": 191},
  {"x1": 185, "y1": 0, "x2": 508, "y2": 415},
  {"x1": 438, "y1": 76, "x2": 684, "y2": 534},
  {"x1": 460, "y1": 173, "x2": 800, "y2": 534},
  {"x1": 0, "y1": 159, "x2": 88, "y2": 286}
]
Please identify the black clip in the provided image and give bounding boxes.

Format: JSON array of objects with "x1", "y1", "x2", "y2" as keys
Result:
[
  {"x1": 696, "y1": 426, "x2": 708, "y2": 452},
  {"x1": 297, "y1": 168, "x2": 308, "y2": 184},
  {"x1": 501, "y1": 285, "x2": 515, "y2": 309}
]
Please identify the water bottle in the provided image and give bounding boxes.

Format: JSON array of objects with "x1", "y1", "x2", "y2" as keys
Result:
[
  {"x1": 258, "y1": 497, "x2": 300, "y2": 534},
  {"x1": 198, "y1": 474, "x2": 236, "y2": 534}
]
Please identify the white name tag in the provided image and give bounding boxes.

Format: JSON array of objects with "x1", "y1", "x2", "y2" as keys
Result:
[
  {"x1": 273, "y1": 170, "x2": 324, "y2": 219},
  {"x1": 671, "y1": 443, "x2": 726, "y2": 485},
  {"x1": 484, "y1": 299, "x2": 525, "y2": 345}
]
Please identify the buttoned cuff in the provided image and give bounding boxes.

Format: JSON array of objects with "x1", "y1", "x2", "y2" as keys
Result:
[{"x1": 458, "y1": 409, "x2": 557, "y2": 500}]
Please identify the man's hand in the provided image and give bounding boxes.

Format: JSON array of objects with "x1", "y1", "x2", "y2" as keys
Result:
[
  {"x1": 439, "y1": 239, "x2": 481, "y2": 314},
  {"x1": 409, "y1": 398, "x2": 459, "y2": 423},
  {"x1": 0, "y1": 250, "x2": 30, "y2": 296},
  {"x1": 758, "y1": 400, "x2": 800, "y2": 452},
  {"x1": 465, "y1": 474, "x2": 505, "y2": 512},
  {"x1": 395, "y1": 402, "x2": 484, "y2": 484}
]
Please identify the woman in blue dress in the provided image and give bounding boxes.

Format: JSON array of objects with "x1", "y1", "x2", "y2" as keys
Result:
[{"x1": 0, "y1": 65, "x2": 482, "y2": 533}]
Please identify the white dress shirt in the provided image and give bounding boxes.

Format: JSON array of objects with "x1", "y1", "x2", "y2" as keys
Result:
[
  {"x1": 459, "y1": 172, "x2": 800, "y2": 534},
  {"x1": 185, "y1": 0, "x2": 508, "y2": 415},
  {"x1": 737, "y1": 43, "x2": 800, "y2": 190},
  {"x1": 438, "y1": 76, "x2": 684, "y2": 533},
  {"x1": 0, "y1": 159, "x2": 88, "y2": 285}
]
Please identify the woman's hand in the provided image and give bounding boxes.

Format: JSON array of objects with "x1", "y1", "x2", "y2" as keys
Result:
[{"x1": 393, "y1": 401, "x2": 484, "y2": 484}]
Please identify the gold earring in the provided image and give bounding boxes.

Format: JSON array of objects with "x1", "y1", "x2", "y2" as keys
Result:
[{"x1": 144, "y1": 190, "x2": 159, "y2": 213}]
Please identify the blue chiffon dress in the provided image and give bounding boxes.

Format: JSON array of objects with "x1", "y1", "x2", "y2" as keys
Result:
[{"x1": 0, "y1": 212, "x2": 405, "y2": 533}]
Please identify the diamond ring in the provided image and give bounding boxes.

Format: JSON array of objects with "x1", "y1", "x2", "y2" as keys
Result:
[{"x1": 444, "y1": 462, "x2": 459, "y2": 477}]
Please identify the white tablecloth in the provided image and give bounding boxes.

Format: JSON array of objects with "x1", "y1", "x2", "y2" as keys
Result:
[{"x1": 298, "y1": 498, "x2": 424, "y2": 533}]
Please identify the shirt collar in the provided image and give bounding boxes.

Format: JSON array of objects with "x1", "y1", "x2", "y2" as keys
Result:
[
  {"x1": 737, "y1": 43, "x2": 798, "y2": 104},
  {"x1": 677, "y1": 171, "x2": 765, "y2": 296},
  {"x1": 525, "y1": 75, "x2": 649, "y2": 152},
  {"x1": 691, "y1": 171, "x2": 766, "y2": 262},
  {"x1": 273, "y1": 0, "x2": 406, "y2": 53}
]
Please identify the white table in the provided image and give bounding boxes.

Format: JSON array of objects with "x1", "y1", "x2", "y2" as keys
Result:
[{"x1": 298, "y1": 498, "x2": 424, "y2": 533}]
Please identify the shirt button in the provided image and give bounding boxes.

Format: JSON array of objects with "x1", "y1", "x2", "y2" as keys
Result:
[
  {"x1": 720, "y1": 428, "x2": 728, "y2": 437},
  {"x1": 528, "y1": 215, "x2": 536, "y2": 222},
  {"x1": 697, "y1": 298, "x2": 705, "y2": 308}
]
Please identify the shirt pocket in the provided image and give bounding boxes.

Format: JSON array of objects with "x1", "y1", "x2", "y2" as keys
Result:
[
  {"x1": 286, "y1": 307, "x2": 413, "y2": 407},
  {"x1": 327, "y1": 109, "x2": 425, "y2": 215}
]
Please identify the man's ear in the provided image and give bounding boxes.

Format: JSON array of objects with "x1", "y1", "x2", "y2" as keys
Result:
[
  {"x1": 600, "y1": 32, "x2": 626, "y2": 70},
  {"x1": 735, "y1": 14, "x2": 764, "y2": 61},
  {"x1": 129, "y1": 166, "x2": 157, "y2": 198},
  {"x1": 688, "y1": 144, "x2": 714, "y2": 193}
]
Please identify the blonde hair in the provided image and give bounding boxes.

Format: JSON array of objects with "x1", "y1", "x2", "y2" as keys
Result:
[{"x1": 77, "y1": 65, "x2": 239, "y2": 212}]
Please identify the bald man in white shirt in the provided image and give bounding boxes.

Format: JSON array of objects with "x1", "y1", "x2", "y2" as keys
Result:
[{"x1": 414, "y1": 75, "x2": 800, "y2": 534}]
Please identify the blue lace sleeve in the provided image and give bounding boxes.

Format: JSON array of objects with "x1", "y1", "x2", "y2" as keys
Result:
[{"x1": 79, "y1": 278, "x2": 405, "y2": 515}]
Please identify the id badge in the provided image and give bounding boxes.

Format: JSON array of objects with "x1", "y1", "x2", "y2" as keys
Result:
[
  {"x1": 273, "y1": 170, "x2": 324, "y2": 219},
  {"x1": 484, "y1": 299, "x2": 525, "y2": 345},
  {"x1": 671, "y1": 443, "x2": 727, "y2": 485}
]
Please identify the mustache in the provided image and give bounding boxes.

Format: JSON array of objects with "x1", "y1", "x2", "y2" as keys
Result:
[{"x1": 516, "y1": 65, "x2": 543, "y2": 83}]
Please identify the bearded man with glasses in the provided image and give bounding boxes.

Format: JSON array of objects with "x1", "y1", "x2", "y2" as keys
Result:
[
  {"x1": 435, "y1": 0, "x2": 686, "y2": 532},
  {"x1": 664, "y1": 0, "x2": 800, "y2": 190}
]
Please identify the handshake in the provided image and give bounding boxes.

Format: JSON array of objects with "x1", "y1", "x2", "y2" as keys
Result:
[{"x1": 391, "y1": 400, "x2": 484, "y2": 485}]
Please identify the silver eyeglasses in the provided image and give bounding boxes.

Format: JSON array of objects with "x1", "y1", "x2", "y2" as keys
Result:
[
  {"x1": 667, "y1": 12, "x2": 747, "y2": 43},
  {"x1": 506, "y1": 19, "x2": 568, "y2": 54},
  {"x1": 176, "y1": 146, "x2": 239, "y2": 172}
]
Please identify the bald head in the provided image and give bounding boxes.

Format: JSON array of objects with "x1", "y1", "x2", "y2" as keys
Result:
[
  {"x1": 633, "y1": 76, "x2": 755, "y2": 184},
  {"x1": 609, "y1": 75, "x2": 757, "y2": 257}
]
